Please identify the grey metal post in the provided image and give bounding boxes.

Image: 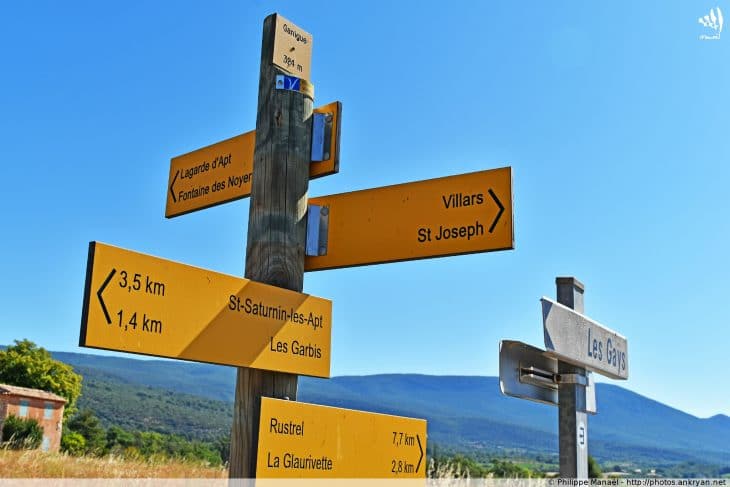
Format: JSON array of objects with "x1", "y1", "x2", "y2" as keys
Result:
[{"x1": 556, "y1": 277, "x2": 588, "y2": 478}]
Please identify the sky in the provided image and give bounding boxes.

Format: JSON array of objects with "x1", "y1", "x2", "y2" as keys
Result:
[{"x1": 1, "y1": 1, "x2": 729, "y2": 419}]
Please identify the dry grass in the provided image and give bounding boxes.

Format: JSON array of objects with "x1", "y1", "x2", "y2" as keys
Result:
[
  {"x1": 427, "y1": 457, "x2": 471, "y2": 479},
  {"x1": 0, "y1": 449, "x2": 227, "y2": 478}
]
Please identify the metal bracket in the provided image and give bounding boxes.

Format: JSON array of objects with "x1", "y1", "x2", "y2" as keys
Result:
[
  {"x1": 556, "y1": 373, "x2": 588, "y2": 386},
  {"x1": 311, "y1": 112, "x2": 333, "y2": 162},
  {"x1": 520, "y1": 368, "x2": 589, "y2": 387},
  {"x1": 305, "y1": 204, "x2": 329, "y2": 256},
  {"x1": 503, "y1": 340, "x2": 597, "y2": 414},
  {"x1": 519, "y1": 365, "x2": 558, "y2": 390}
]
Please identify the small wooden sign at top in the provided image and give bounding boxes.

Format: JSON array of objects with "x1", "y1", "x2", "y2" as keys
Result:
[{"x1": 272, "y1": 14, "x2": 312, "y2": 81}]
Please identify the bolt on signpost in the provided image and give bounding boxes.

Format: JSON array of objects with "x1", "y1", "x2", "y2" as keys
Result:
[{"x1": 499, "y1": 277, "x2": 629, "y2": 478}]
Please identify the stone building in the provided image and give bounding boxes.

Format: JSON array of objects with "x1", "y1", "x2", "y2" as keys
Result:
[{"x1": 0, "y1": 383, "x2": 66, "y2": 452}]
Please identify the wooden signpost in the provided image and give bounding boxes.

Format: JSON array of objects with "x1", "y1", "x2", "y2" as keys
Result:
[
  {"x1": 230, "y1": 13, "x2": 316, "y2": 478},
  {"x1": 257, "y1": 398, "x2": 426, "y2": 478},
  {"x1": 79, "y1": 242, "x2": 332, "y2": 377},
  {"x1": 79, "y1": 11, "x2": 527, "y2": 479}
]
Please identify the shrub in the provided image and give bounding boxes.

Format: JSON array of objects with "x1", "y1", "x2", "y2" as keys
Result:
[
  {"x1": 105, "y1": 425, "x2": 135, "y2": 456},
  {"x1": 66, "y1": 409, "x2": 105, "y2": 455},
  {"x1": 488, "y1": 459, "x2": 538, "y2": 478},
  {"x1": 61, "y1": 431, "x2": 86, "y2": 456},
  {"x1": 1, "y1": 415, "x2": 43, "y2": 450},
  {"x1": 588, "y1": 455, "x2": 603, "y2": 478}
]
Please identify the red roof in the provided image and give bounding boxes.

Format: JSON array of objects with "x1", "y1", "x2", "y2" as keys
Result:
[{"x1": 0, "y1": 383, "x2": 67, "y2": 404}]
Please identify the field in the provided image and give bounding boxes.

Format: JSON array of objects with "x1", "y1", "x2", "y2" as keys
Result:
[
  {"x1": 0, "y1": 450, "x2": 478, "y2": 479},
  {"x1": 0, "y1": 449, "x2": 227, "y2": 479}
]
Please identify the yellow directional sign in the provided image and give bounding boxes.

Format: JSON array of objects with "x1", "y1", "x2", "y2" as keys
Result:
[
  {"x1": 165, "y1": 101, "x2": 341, "y2": 218},
  {"x1": 305, "y1": 167, "x2": 513, "y2": 271},
  {"x1": 257, "y1": 398, "x2": 427, "y2": 478},
  {"x1": 80, "y1": 242, "x2": 331, "y2": 377}
]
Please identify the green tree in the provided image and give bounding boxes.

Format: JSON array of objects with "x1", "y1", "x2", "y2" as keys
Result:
[
  {"x1": 1, "y1": 415, "x2": 43, "y2": 449},
  {"x1": 60, "y1": 431, "x2": 86, "y2": 456},
  {"x1": 0, "y1": 339, "x2": 82, "y2": 419},
  {"x1": 588, "y1": 455, "x2": 603, "y2": 478},
  {"x1": 106, "y1": 425, "x2": 135, "y2": 455},
  {"x1": 447, "y1": 454, "x2": 489, "y2": 477},
  {"x1": 67, "y1": 409, "x2": 106, "y2": 455},
  {"x1": 135, "y1": 431, "x2": 165, "y2": 457},
  {"x1": 214, "y1": 434, "x2": 230, "y2": 465},
  {"x1": 488, "y1": 459, "x2": 537, "y2": 478}
]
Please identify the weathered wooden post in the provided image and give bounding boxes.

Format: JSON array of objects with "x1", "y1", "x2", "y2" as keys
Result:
[
  {"x1": 556, "y1": 276, "x2": 589, "y2": 478},
  {"x1": 229, "y1": 13, "x2": 313, "y2": 477}
]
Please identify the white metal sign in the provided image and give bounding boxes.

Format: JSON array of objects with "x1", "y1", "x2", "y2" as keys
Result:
[{"x1": 542, "y1": 297, "x2": 628, "y2": 380}]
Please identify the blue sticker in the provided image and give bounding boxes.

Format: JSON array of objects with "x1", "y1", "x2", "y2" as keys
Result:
[{"x1": 275, "y1": 74, "x2": 301, "y2": 92}]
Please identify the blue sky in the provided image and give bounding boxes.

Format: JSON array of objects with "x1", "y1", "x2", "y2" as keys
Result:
[{"x1": 1, "y1": 1, "x2": 728, "y2": 419}]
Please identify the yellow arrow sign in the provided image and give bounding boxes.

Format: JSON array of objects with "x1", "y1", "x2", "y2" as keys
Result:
[
  {"x1": 80, "y1": 242, "x2": 331, "y2": 377},
  {"x1": 257, "y1": 398, "x2": 427, "y2": 478},
  {"x1": 305, "y1": 167, "x2": 513, "y2": 271},
  {"x1": 165, "y1": 101, "x2": 341, "y2": 218}
]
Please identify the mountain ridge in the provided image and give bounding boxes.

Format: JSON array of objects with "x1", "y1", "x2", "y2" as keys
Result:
[{"x1": 14, "y1": 350, "x2": 730, "y2": 466}]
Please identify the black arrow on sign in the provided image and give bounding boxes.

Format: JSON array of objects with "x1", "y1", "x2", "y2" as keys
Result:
[
  {"x1": 97, "y1": 269, "x2": 116, "y2": 324},
  {"x1": 415, "y1": 434, "x2": 424, "y2": 473},
  {"x1": 488, "y1": 188, "x2": 504, "y2": 234},
  {"x1": 169, "y1": 170, "x2": 179, "y2": 203}
]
